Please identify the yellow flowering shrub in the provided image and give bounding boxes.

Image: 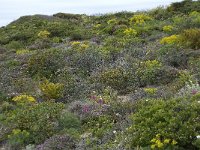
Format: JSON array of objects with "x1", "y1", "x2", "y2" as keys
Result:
[
  {"x1": 150, "y1": 134, "x2": 177, "y2": 149},
  {"x1": 16, "y1": 49, "x2": 30, "y2": 55},
  {"x1": 160, "y1": 35, "x2": 179, "y2": 44},
  {"x1": 70, "y1": 41, "x2": 89, "y2": 52},
  {"x1": 162, "y1": 25, "x2": 173, "y2": 32},
  {"x1": 71, "y1": 41, "x2": 81, "y2": 46},
  {"x1": 144, "y1": 87, "x2": 157, "y2": 95},
  {"x1": 107, "y1": 18, "x2": 117, "y2": 25},
  {"x1": 12, "y1": 94, "x2": 36, "y2": 104},
  {"x1": 94, "y1": 24, "x2": 101, "y2": 28},
  {"x1": 144, "y1": 60, "x2": 162, "y2": 69},
  {"x1": 38, "y1": 30, "x2": 50, "y2": 39},
  {"x1": 130, "y1": 14, "x2": 152, "y2": 25},
  {"x1": 39, "y1": 79, "x2": 64, "y2": 100},
  {"x1": 123, "y1": 28, "x2": 137, "y2": 37},
  {"x1": 128, "y1": 97, "x2": 199, "y2": 149},
  {"x1": 80, "y1": 43, "x2": 89, "y2": 49}
]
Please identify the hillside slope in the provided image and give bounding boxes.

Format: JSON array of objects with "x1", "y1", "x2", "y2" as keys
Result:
[{"x1": 0, "y1": 0, "x2": 200, "y2": 149}]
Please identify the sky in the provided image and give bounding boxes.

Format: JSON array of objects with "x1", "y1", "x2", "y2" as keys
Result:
[{"x1": 0, "y1": 0, "x2": 183, "y2": 27}]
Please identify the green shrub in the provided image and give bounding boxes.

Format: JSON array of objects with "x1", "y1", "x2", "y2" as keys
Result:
[
  {"x1": 136, "y1": 60, "x2": 162, "y2": 86},
  {"x1": 158, "y1": 45, "x2": 188, "y2": 67},
  {"x1": 83, "y1": 115, "x2": 114, "y2": 139},
  {"x1": 168, "y1": 0, "x2": 200, "y2": 14},
  {"x1": 179, "y1": 28, "x2": 200, "y2": 49},
  {"x1": 5, "y1": 59, "x2": 20, "y2": 68},
  {"x1": 27, "y1": 49, "x2": 65, "y2": 79},
  {"x1": 5, "y1": 41, "x2": 24, "y2": 50},
  {"x1": 188, "y1": 57, "x2": 200, "y2": 80},
  {"x1": 53, "y1": 13, "x2": 82, "y2": 20},
  {"x1": 100, "y1": 36, "x2": 125, "y2": 60},
  {"x1": 58, "y1": 112, "x2": 81, "y2": 130},
  {"x1": 52, "y1": 37, "x2": 61, "y2": 43},
  {"x1": 67, "y1": 47, "x2": 104, "y2": 77},
  {"x1": 8, "y1": 129, "x2": 30, "y2": 148},
  {"x1": 127, "y1": 97, "x2": 200, "y2": 149},
  {"x1": 98, "y1": 68, "x2": 130, "y2": 93},
  {"x1": 0, "y1": 101, "x2": 14, "y2": 113},
  {"x1": 5, "y1": 102, "x2": 64, "y2": 144},
  {"x1": 70, "y1": 29, "x2": 91, "y2": 41},
  {"x1": 149, "y1": 6, "x2": 173, "y2": 20}
]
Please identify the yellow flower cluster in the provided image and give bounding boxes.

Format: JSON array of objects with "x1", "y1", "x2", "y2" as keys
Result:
[
  {"x1": 107, "y1": 18, "x2": 117, "y2": 25},
  {"x1": 163, "y1": 25, "x2": 173, "y2": 32},
  {"x1": 123, "y1": 28, "x2": 137, "y2": 37},
  {"x1": 130, "y1": 14, "x2": 152, "y2": 25},
  {"x1": 38, "y1": 30, "x2": 50, "y2": 39},
  {"x1": 80, "y1": 43, "x2": 89, "y2": 49},
  {"x1": 94, "y1": 24, "x2": 101, "y2": 28},
  {"x1": 12, "y1": 94, "x2": 36, "y2": 104},
  {"x1": 16, "y1": 49, "x2": 30, "y2": 55},
  {"x1": 144, "y1": 60, "x2": 162, "y2": 69},
  {"x1": 71, "y1": 41, "x2": 81, "y2": 46},
  {"x1": 160, "y1": 35, "x2": 179, "y2": 44},
  {"x1": 70, "y1": 41, "x2": 89, "y2": 52},
  {"x1": 39, "y1": 79, "x2": 64, "y2": 100},
  {"x1": 151, "y1": 134, "x2": 177, "y2": 149},
  {"x1": 144, "y1": 87, "x2": 157, "y2": 95}
]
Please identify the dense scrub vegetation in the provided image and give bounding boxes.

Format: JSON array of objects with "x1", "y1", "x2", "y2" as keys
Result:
[{"x1": 0, "y1": 0, "x2": 200, "y2": 149}]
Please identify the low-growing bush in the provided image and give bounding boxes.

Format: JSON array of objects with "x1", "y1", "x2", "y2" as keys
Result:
[
  {"x1": 179, "y1": 28, "x2": 200, "y2": 50},
  {"x1": 162, "y1": 25, "x2": 174, "y2": 33},
  {"x1": 160, "y1": 35, "x2": 179, "y2": 45},
  {"x1": 58, "y1": 112, "x2": 81, "y2": 131},
  {"x1": 158, "y1": 45, "x2": 188, "y2": 68},
  {"x1": 130, "y1": 14, "x2": 152, "y2": 25},
  {"x1": 83, "y1": 115, "x2": 114, "y2": 139},
  {"x1": 12, "y1": 94, "x2": 36, "y2": 104},
  {"x1": 98, "y1": 68, "x2": 131, "y2": 93},
  {"x1": 126, "y1": 96, "x2": 200, "y2": 149},
  {"x1": 136, "y1": 60, "x2": 163, "y2": 86},
  {"x1": 4, "y1": 102, "x2": 64, "y2": 144},
  {"x1": 8, "y1": 129, "x2": 30, "y2": 149},
  {"x1": 123, "y1": 28, "x2": 137, "y2": 37},
  {"x1": 38, "y1": 30, "x2": 50, "y2": 39},
  {"x1": 5, "y1": 41, "x2": 24, "y2": 50},
  {"x1": 16, "y1": 49, "x2": 31, "y2": 55},
  {"x1": 39, "y1": 79, "x2": 64, "y2": 101},
  {"x1": 27, "y1": 49, "x2": 65, "y2": 79}
]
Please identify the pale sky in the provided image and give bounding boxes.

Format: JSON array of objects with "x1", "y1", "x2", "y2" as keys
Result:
[{"x1": 0, "y1": 0, "x2": 182, "y2": 27}]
